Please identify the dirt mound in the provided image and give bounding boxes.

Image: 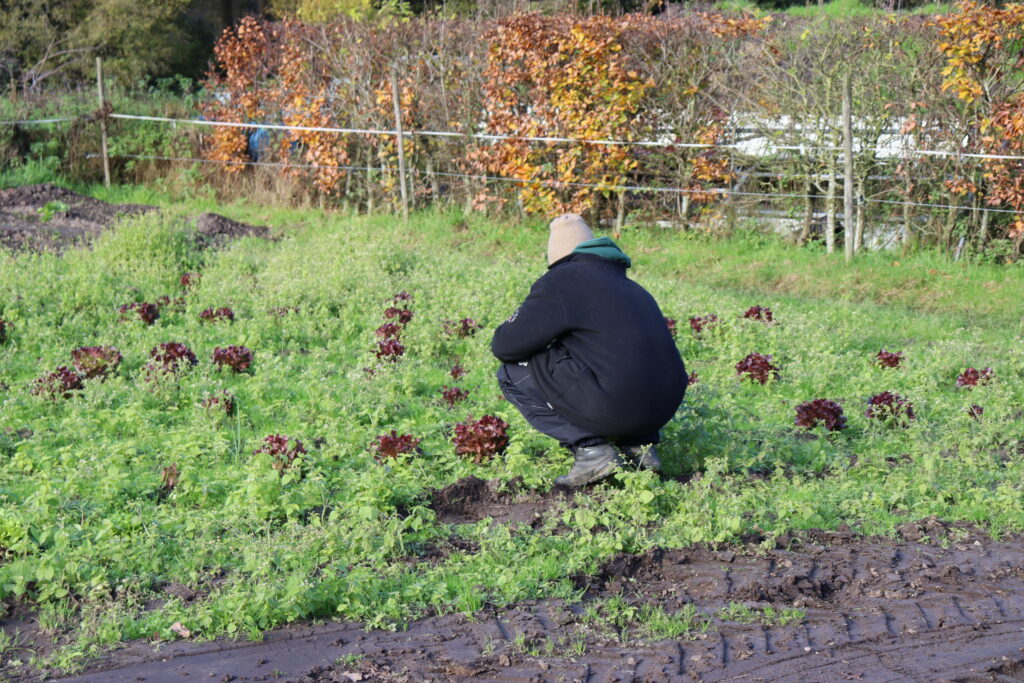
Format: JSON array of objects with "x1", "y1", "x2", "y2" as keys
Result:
[
  {"x1": 0, "y1": 183, "x2": 155, "y2": 252},
  {"x1": 429, "y1": 476, "x2": 573, "y2": 526},
  {"x1": 56, "y1": 529, "x2": 1024, "y2": 683},
  {"x1": 195, "y1": 212, "x2": 273, "y2": 248},
  {"x1": 0, "y1": 185, "x2": 275, "y2": 253}
]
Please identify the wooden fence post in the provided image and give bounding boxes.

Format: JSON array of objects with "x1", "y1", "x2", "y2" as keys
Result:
[
  {"x1": 96, "y1": 57, "x2": 111, "y2": 188},
  {"x1": 390, "y1": 67, "x2": 409, "y2": 223},
  {"x1": 842, "y1": 70, "x2": 854, "y2": 263}
]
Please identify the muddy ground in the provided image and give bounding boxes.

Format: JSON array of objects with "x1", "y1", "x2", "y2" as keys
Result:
[
  {"x1": 0, "y1": 183, "x2": 271, "y2": 252},
  {"x1": 45, "y1": 480, "x2": 1024, "y2": 683}
]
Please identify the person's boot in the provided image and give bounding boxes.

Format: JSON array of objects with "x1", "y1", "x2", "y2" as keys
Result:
[
  {"x1": 554, "y1": 443, "x2": 622, "y2": 488},
  {"x1": 623, "y1": 444, "x2": 661, "y2": 472}
]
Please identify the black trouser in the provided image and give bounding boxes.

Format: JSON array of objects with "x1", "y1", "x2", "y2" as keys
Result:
[{"x1": 497, "y1": 362, "x2": 659, "y2": 449}]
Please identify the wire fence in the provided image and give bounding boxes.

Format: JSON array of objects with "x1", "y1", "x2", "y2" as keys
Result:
[{"x1": 7, "y1": 109, "x2": 1024, "y2": 241}]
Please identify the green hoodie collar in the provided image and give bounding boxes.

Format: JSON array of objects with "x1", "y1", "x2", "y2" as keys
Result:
[{"x1": 571, "y1": 236, "x2": 631, "y2": 268}]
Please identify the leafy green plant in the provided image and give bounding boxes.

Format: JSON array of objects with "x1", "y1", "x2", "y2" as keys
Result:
[{"x1": 36, "y1": 201, "x2": 69, "y2": 222}]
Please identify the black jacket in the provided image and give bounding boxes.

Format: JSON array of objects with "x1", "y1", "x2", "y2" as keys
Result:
[{"x1": 491, "y1": 248, "x2": 687, "y2": 438}]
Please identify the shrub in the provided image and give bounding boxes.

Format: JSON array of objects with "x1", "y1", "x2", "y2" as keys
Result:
[
  {"x1": 148, "y1": 342, "x2": 198, "y2": 375},
  {"x1": 794, "y1": 399, "x2": 847, "y2": 432},
  {"x1": 200, "y1": 307, "x2": 236, "y2": 323},
  {"x1": 200, "y1": 391, "x2": 237, "y2": 416},
  {"x1": 689, "y1": 314, "x2": 719, "y2": 336},
  {"x1": 212, "y1": 345, "x2": 254, "y2": 373},
  {"x1": 31, "y1": 367, "x2": 84, "y2": 400},
  {"x1": 255, "y1": 434, "x2": 307, "y2": 475},
  {"x1": 956, "y1": 367, "x2": 994, "y2": 388},
  {"x1": 375, "y1": 338, "x2": 405, "y2": 362},
  {"x1": 453, "y1": 415, "x2": 510, "y2": 463},
  {"x1": 119, "y1": 302, "x2": 160, "y2": 325},
  {"x1": 180, "y1": 272, "x2": 202, "y2": 290},
  {"x1": 71, "y1": 346, "x2": 123, "y2": 380},
  {"x1": 664, "y1": 317, "x2": 677, "y2": 339},
  {"x1": 742, "y1": 306, "x2": 773, "y2": 323},
  {"x1": 443, "y1": 318, "x2": 483, "y2": 338},
  {"x1": 735, "y1": 353, "x2": 779, "y2": 384},
  {"x1": 876, "y1": 349, "x2": 904, "y2": 369},
  {"x1": 865, "y1": 391, "x2": 915, "y2": 425},
  {"x1": 441, "y1": 385, "x2": 469, "y2": 407},
  {"x1": 371, "y1": 431, "x2": 421, "y2": 463}
]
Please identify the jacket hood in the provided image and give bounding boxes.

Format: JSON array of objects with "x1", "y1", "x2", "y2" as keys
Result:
[{"x1": 570, "y1": 237, "x2": 631, "y2": 268}]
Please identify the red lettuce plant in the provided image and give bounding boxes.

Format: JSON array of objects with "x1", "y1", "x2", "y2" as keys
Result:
[
  {"x1": 443, "y1": 318, "x2": 483, "y2": 338},
  {"x1": 967, "y1": 404, "x2": 984, "y2": 419},
  {"x1": 392, "y1": 291, "x2": 413, "y2": 303},
  {"x1": 0, "y1": 319, "x2": 9, "y2": 344},
  {"x1": 119, "y1": 302, "x2": 160, "y2": 325},
  {"x1": 451, "y1": 364, "x2": 467, "y2": 380},
  {"x1": 255, "y1": 434, "x2": 307, "y2": 474},
  {"x1": 31, "y1": 366, "x2": 84, "y2": 399},
  {"x1": 687, "y1": 370, "x2": 698, "y2": 385},
  {"x1": 156, "y1": 295, "x2": 187, "y2": 312},
  {"x1": 453, "y1": 415, "x2": 510, "y2": 463},
  {"x1": 375, "y1": 322, "x2": 403, "y2": 339},
  {"x1": 270, "y1": 306, "x2": 299, "y2": 316},
  {"x1": 161, "y1": 463, "x2": 180, "y2": 492},
  {"x1": 148, "y1": 342, "x2": 198, "y2": 375},
  {"x1": 383, "y1": 307, "x2": 414, "y2": 325},
  {"x1": 200, "y1": 307, "x2": 235, "y2": 323},
  {"x1": 956, "y1": 367, "x2": 994, "y2": 388},
  {"x1": 375, "y1": 339, "x2": 405, "y2": 362},
  {"x1": 180, "y1": 272, "x2": 201, "y2": 290},
  {"x1": 876, "y1": 349, "x2": 904, "y2": 369},
  {"x1": 742, "y1": 306, "x2": 774, "y2": 323},
  {"x1": 441, "y1": 385, "x2": 469, "y2": 407},
  {"x1": 689, "y1": 314, "x2": 719, "y2": 336},
  {"x1": 212, "y1": 345, "x2": 254, "y2": 373},
  {"x1": 371, "y1": 431, "x2": 422, "y2": 463},
  {"x1": 735, "y1": 353, "x2": 779, "y2": 384},
  {"x1": 201, "y1": 390, "x2": 236, "y2": 416},
  {"x1": 664, "y1": 317, "x2": 677, "y2": 339},
  {"x1": 71, "y1": 345, "x2": 122, "y2": 380},
  {"x1": 865, "y1": 391, "x2": 915, "y2": 425},
  {"x1": 794, "y1": 399, "x2": 847, "y2": 432}
]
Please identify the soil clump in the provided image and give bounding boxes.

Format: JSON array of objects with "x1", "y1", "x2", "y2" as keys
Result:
[
  {"x1": 429, "y1": 475, "x2": 575, "y2": 526},
  {"x1": 194, "y1": 212, "x2": 273, "y2": 248}
]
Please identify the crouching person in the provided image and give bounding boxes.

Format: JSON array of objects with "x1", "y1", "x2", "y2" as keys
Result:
[{"x1": 491, "y1": 214, "x2": 687, "y2": 488}]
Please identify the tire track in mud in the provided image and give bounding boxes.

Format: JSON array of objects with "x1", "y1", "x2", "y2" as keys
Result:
[{"x1": 59, "y1": 521, "x2": 1024, "y2": 683}]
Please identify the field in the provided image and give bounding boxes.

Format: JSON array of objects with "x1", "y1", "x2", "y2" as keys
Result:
[{"x1": 2, "y1": 183, "x2": 1024, "y2": 681}]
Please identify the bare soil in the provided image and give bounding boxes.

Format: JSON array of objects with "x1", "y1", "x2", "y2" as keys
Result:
[
  {"x1": 428, "y1": 476, "x2": 578, "y2": 527},
  {"x1": 0, "y1": 183, "x2": 155, "y2": 252},
  {"x1": 45, "y1": 512, "x2": 1024, "y2": 683},
  {"x1": 0, "y1": 183, "x2": 272, "y2": 252}
]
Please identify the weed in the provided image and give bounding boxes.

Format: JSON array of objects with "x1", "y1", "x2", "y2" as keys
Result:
[{"x1": 36, "y1": 200, "x2": 69, "y2": 222}]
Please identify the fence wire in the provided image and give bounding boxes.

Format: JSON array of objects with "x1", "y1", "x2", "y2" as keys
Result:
[{"x1": 96, "y1": 152, "x2": 1020, "y2": 215}]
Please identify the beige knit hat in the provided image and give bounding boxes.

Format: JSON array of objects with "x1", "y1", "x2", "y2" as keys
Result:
[{"x1": 547, "y1": 213, "x2": 593, "y2": 265}]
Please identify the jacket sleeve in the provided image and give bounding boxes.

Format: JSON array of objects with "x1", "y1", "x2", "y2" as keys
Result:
[{"x1": 491, "y1": 276, "x2": 569, "y2": 363}]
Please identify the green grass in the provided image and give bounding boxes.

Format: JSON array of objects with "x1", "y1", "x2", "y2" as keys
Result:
[{"x1": 1, "y1": 188, "x2": 1023, "y2": 675}]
